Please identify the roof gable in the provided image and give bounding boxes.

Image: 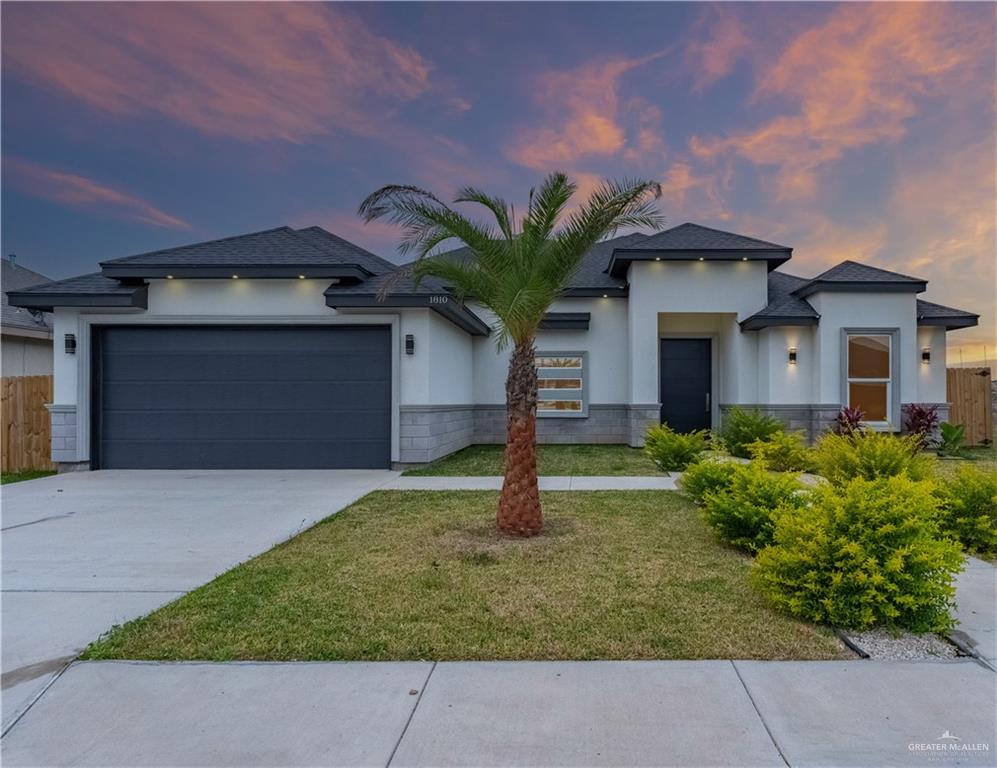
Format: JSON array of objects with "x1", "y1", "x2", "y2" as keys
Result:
[
  {"x1": 627, "y1": 222, "x2": 789, "y2": 251},
  {"x1": 794, "y1": 260, "x2": 926, "y2": 297},
  {"x1": 2, "y1": 260, "x2": 53, "y2": 334},
  {"x1": 99, "y1": 226, "x2": 380, "y2": 280},
  {"x1": 740, "y1": 271, "x2": 819, "y2": 330},
  {"x1": 606, "y1": 223, "x2": 791, "y2": 277}
]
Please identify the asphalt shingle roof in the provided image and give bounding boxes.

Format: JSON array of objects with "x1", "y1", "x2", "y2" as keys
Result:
[
  {"x1": 8, "y1": 272, "x2": 142, "y2": 296},
  {"x1": 740, "y1": 272, "x2": 819, "y2": 329},
  {"x1": 794, "y1": 260, "x2": 926, "y2": 295},
  {"x1": 417, "y1": 232, "x2": 646, "y2": 292},
  {"x1": 2, "y1": 260, "x2": 52, "y2": 333},
  {"x1": 627, "y1": 222, "x2": 790, "y2": 251},
  {"x1": 100, "y1": 226, "x2": 392, "y2": 271}
]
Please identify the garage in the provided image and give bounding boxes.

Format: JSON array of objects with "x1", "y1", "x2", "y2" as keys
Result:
[{"x1": 91, "y1": 325, "x2": 392, "y2": 469}]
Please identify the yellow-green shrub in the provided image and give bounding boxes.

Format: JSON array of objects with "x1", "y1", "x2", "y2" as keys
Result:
[
  {"x1": 813, "y1": 431, "x2": 934, "y2": 485},
  {"x1": 644, "y1": 424, "x2": 708, "y2": 472},
  {"x1": 719, "y1": 407, "x2": 783, "y2": 458},
  {"x1": 753, "y1": 476, "x2": 962, "y2": 632},
  {"x1": 679, "y1": 459, "x2": 741, "y2": 505},
  {"x1": 935, "y1": 465, "x2": 997, "y2": 555},
  {"x1": 700, "y1": 463, "x2": 806, "y2": 553},
  {"x1": 747, "y1": 430, "x2": 815, "y2": 472}
]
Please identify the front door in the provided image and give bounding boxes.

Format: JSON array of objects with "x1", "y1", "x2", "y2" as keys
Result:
[{"x1": 659, "y1": 338, "x2": 712, "y2": 431}]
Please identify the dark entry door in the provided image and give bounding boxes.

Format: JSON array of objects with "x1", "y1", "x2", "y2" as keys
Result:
[
  {"x1": 659, "y1": 338, "x2": 712, "y2": 432},
  {"x1": 91, "y1": 325, "x2": 392, "y2": 469}
]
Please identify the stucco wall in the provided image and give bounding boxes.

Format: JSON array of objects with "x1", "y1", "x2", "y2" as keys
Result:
[
  {"x1": 1, "y1": 335, "x2": 53, "y2": 376},
  {"x1": 757, "y1": 326, "x2": 815, "y2": 405},
  {"x1": 808, "y1": 292, "x2": 919, "y2": 423},
  {"x1": 470, "y1": 297, "x2": 629, "y2": 405},
  {"x1": 916, "y1": 325, "x2": 948, "y2": 404},
  {"x1": 628, "y1": 261, "x2": 768, "y2": 405}
]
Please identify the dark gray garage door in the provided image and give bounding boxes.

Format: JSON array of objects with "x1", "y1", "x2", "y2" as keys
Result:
[{"x1": 92, "y1": 326, "x2": 391, "y2": 469}]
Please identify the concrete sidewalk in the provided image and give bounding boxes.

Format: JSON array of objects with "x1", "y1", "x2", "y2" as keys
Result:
[
  {"x1": 3, "y1": 659, "x2": 994, "y2": 767},
  {"x1": 384, "y1": 475, "x2": 679, "y2": 490}
]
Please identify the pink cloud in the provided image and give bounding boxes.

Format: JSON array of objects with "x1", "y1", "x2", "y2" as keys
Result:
[
  {"x1": 3, "y1": 3, "x2": 433, "y2": 143},
  {"x1": 689, "y1": 4, "x2": 988, "y2": 199},
  {"x1": 5, "y1": 157, "x2": 191, "y2": 229},
  {"x1": 685, "y1": 6, "x2": 753, "y2": 91},
  {"x1": 506, "y1": 52, "x2": 669, "y2": 170}
]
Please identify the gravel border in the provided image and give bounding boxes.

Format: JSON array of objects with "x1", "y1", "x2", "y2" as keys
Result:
[{"x1": 840, "y1": 628, "x2": 962, "y2": 660}]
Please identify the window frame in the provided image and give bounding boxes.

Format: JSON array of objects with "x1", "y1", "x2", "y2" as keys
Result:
[
  {"x1": 840, "y1": 328, "x2": 900, "y2": 430},
  {"x1": 535, "y1": 351, "x2": 588, "y2": 418}
]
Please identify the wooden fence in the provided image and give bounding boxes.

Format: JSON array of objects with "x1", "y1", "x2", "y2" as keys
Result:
[
  {"x1": 946, "y1": 367, "x2": 993, "y2": 446},
  {"x1": 1, "y1": 375, "x2": 54, "y2": 472}
]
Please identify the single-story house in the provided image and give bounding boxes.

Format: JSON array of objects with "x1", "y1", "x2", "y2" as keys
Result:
[
  {"x1": 2, "y1": 256, "x2": 53, "y2": 377},
  {"x1": 7, "y1": 222, "x2": 978, "y2": 471}
]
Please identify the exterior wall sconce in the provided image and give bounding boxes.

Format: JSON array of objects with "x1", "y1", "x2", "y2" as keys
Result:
[
  {"x1": 405, "y1": 334, "x2": 415, "y2": 355},
  {"x1": 922, "y1": 347, "x2": 931, "y2": 364},
  {"x1": 65, "y1": 334, "x2": 77, "y2": 354},
  {"x1": 788, "y1": 347, "x2": 797, "y2": 364}
]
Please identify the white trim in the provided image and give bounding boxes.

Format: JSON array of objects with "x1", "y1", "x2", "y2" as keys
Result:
[
  {"x1": 74, "y1": 313, "x2": 401, "y2": 464},
  {"x1": 842, "y1": 329, "x2": 899, "y2": 430}
]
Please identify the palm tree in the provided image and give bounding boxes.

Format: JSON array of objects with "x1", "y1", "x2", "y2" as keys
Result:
[{"x1": 359, "y1": 172, "x2": 663, "y2": 537}]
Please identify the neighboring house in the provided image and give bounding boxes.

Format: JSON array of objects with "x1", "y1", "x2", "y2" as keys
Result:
[
  {"x1": 7, "y1": 223, "x2": 978, "y2": 471},
  {"x1": 1, "y1": 257, "x2": 53, "y2": 377}
]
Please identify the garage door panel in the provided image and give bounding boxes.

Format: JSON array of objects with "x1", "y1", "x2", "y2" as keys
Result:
[
  {"x1": 100, "y1": 380, "x2": 392, "y2": 411},
  {"x1": 101, "y1": 408, "x2": 391, "y2": 442},
  {"x1": 101, "y1": 439, "x2": 389, "y2": 470},
  {"x1": 102, "y1": 351, "x2": 390, "y2": 383},
  {"x1": 94, "y1": 326, "x2": 392, "y2": 469}
]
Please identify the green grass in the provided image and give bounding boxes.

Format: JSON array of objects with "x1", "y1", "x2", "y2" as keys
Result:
[
  {"x1": 1, "y1": 469, "x2": 56, "y2": 485},
  {"x1": 933, "y1": 440, "x2": 997, "y2": 481},
  {"x1": 404, "y1": 444, "x2": 660, "y2": 476},
  {"x1": 83, "y1": 490, "x2": 846, "y2": 661}
]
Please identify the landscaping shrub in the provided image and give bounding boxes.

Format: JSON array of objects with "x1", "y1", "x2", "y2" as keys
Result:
[
  {"x1": 935, "y1": 465, "x2": 997, "y2": 555},
  {"x1": 644, "y1": 424, "x2": 708, "y2": 472},
  {"x1": 753, "y1": 476, "x2": 963, "y2": 632},
  {"x1": 678, "y1": 459, "x2": 741, "y2": 505},
  {"x1": 902, "y1": 404, "x2": 939, "y2": 449},
  {"x1": 720, "y1": 407, "x2": 783, "y2": 458},
  {"x1": 813, "y1": 431, "x2": 934, "y2": 485},
  {"x1": 832, "y1": 406, "x2": 865, "y2": 437},
  {"x1": 700, "y1": 463, "x2": 806, "y2": 553},
  {"x1": 747, "y1": 430, "x2": 815, "y2": 472}
]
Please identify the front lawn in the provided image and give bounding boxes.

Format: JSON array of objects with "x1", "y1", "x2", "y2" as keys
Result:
[
  {"x1": 404, "y1": 444, "x2": 659, "y2": 476},
  {"x1": 84, "y1": 490, "x2": 846, "y2": 661},
  {"x1": 1, "y1": 469, "x2": 56, "y2": 485},
  {"x1": 933, "y1": 440, "x2": 997, "y2": 480}
]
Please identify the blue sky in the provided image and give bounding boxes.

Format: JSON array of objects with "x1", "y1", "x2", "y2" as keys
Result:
[{"x1": 2, "y1": 2, "x2": 994, "y2": 361}]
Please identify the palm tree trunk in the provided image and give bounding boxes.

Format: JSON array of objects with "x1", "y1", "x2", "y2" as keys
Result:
[{"x1": 498, "y1": 339, "x2": 542, "y2": 536}]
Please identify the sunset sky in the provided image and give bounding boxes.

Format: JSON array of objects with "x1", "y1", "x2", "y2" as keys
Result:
[{"x1": 2, "y1": 2, "x2": 994, "y2": 363}]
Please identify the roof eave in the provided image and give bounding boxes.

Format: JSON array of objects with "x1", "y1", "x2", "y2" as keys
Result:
[
  {"x1": 6, "y1": 285, "x2": 148, "y2": 313},
  {"x1": 607, "y1": 249, "x2": 792, "y2": 278},
  {"x1": 539, "y1": 312, "x2": 591, "y2": 330},
  {"x1": 794, "y1": 280, "x2": 927, "y2": 298},
  {"x1": 101, "y1": 264, "x2": 372, "y2": 281},
  {"x1": 917, "y1": 316, "x2": 979, "y2": 330},
  {"x1": 560, "y1": 286, "x2": 628, "y2": 298},
  {"x1": 325, "y1": 292, "x2": 490, "y2": 336},
  {"x1": 740, "y1": 314, "x2": 820, "y2": 331}
]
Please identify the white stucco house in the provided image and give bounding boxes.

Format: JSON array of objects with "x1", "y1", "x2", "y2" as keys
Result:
[
  {"x1": 7, "y1": 222, "x2": 978, "y2": 471},
  {"x1": 1, "y1": 257, "x2": 53, "y2": 377}
]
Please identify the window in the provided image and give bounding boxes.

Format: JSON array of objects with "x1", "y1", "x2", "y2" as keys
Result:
[
  {"x1": 535, "y1": 352, "x2": 587, "y2": 417},
  {"x1": 845, "y1": 332, "x2": 895, "y2": 424}
]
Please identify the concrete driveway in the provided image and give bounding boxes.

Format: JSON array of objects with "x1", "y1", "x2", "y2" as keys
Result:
[{"x1": 1, "y1": 469, "x2": 397, "y2": 732}]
